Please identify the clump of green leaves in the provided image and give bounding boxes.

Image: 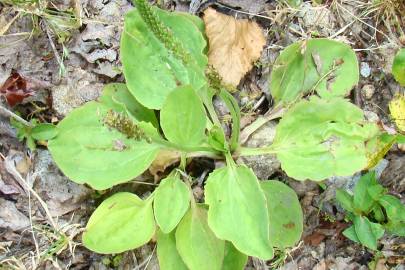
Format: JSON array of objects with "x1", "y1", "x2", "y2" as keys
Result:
[
  {"x1": 336, "y1": 172, "x2": 405, "y2": 250},
  {"x1": 11, "y1": 118, "x2": 58, "y2": 150},
  {"x1": 43, "y1": 0, "x2": 398, "y2": 268}
]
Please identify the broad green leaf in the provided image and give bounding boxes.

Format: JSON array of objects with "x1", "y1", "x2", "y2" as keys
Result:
[
  {"x1": 385, "y1": 221, "x2": 405, "y2": 237},
  {"x1": 370, "y1": 222, "x2": 385, "y2": 242},
  {"x1": 48, "y1": 102, "x2": 160, "y2": 190},
  {"x1": 392, "y1": 48, "x2": 405, "y2": 86},
  {"x1": 261, "y1": 180, "x2": 303, "y2": 248},
  {"x1": 342, "y1": 225, "x2": 360, "y2": 243},
  {"x1": 397, "y1": 134, "x2": 405, "y2": 143},
  {"x1": 157, "y1": 230, "x2": 187, "y2": 270},
  {"x1": 270, "y1": 39, "x2": 359, "y2": 104},
  {"x1": 160, "y1": 85, "x2": 207, "y2": 146},
  {"x1": 205, "y1": 164, "x2": 273, "y2": 259},
  {"x1": 367, "y1": 185, "x2": 385, "y2": 201},
  {"x1": 99, "y1": 83, "x2": 158, "y2": 127},
  {"x1": 121, "y1": 7, "x2": 207, "y2": 109},
  {"x1": 378, "y1": 195, "x2": 405, "y2": 222},
  {"x1": 353, "y1": 215, "x2": 384, "y2": 250},
  {"x1": 178, "y1": 13, "x2": 206, "y2": 38},
  {"x1": 153, "y1": 176, "x2": 190, "y2": 233},
  {"x1": 222, "y1": 242, "x2": 248, "y2": 270},
  {"x1": 273, "y1": 97, "x2": 380, "y2": 181},
  {"x1": 82, "y1": 192, "x2": 155, "y2": 254},
  {"x1": 175, "y1": 205, "x2": 225, "y2": 270},
  {"x1": 31, "y1": 123, "x2": 58, "y2": 141},
  {"x1": 353, "y1": 172, "x2": 378, "y2": 213},
  {"x1": 336, "y1": 189, "x2": 354, "y2": 212}
]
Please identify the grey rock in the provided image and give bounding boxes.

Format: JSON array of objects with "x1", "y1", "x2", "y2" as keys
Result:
[
  {"x1": 377, "y1": 43, "x2": 398, "y2": 74},
  {"x1": 33, "y1": 150, "x2": 90, "y2": 217},
  {"x1": 362, "y1": 84, "x2": 375, "y2": 99},
  {"x1": 81, "y1": 23, "x2": 116, "y2": 46},
  {"x1": 278, "y1": 261, "x2": 298, "y2": 270},
  {"x1": 85, "y1": 48, "x2": 117, "y2": 63},
  {"x1": 0, "y1": 198, "x2": 29, "y2": 231},
  {"x1": 298, "y1": 3, "x2": 336, "y2": 36},
  {"x1": 93, "y1": 61, "x2": 122, "y2": 78},
  {"x1": 52, "y1": 66, "x2": 103, "y2": 116},
  {"x1": 99, "y1": 1, "x2": 123, "y2": 21},
  {"x1": 0, "y1": 116, "x2": 16, "y2": 138},
  {"x1": 381, "y1": 155, "x2": 405, "y2": 194},
  {"x1": 363, "y1": 110, "x2": 379, "y2": 123},
  {"x1": 360, "y1": 62, "x2": 371, "y2": 77},
  {"x1": 238, "y1": 121, "x2": 280, "y2": 179},
  {"x1": 287, "y1": 178, "x2": 319, "y2": 198},
  {"x1": 217, "y1": 0, "x2": 267, "y2": 14}
]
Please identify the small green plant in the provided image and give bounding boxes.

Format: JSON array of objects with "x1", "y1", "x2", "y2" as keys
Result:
[
  {"x1": 40, "y1": 0, "x2": 403, "y2": 269},
  {"x1": 336, "y1": 172, "x2": 405, "y2": 251},
  {"x1": 11, "y1": 117, "x2": 58, "y2": 150}
]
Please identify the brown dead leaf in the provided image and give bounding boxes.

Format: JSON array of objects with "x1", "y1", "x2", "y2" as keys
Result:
[
  {"x1": 304, "y1": 231, "x2": 326, "y2": 246},
  {"x1": 0, "y1": 71, "x2": 34, "y2": 107},
  {"x1": 149, "y1": 150, "x2": 180, "y2": 181},
  {"x1": 203, "y1": 8, "x2": 266, "y2": 86}
]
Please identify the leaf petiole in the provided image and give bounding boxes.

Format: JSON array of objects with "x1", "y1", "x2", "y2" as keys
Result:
[
  {"x1": 151, "y1": 137, "x2": 217, "y2": 154},
  {"x1": 218, "y1": 89, "x2": 241, "y2": 151}
]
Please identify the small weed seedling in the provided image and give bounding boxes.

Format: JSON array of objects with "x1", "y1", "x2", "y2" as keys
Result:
[
  {"x1": 11, "y1": 117, "x2": 58, "y2": 150},
  {"x1": 336, "y1": 172, "x2": 405, "y2": 251},
  {"x1": 30, "y1": 0, "x2": 404, "y2": 269}
]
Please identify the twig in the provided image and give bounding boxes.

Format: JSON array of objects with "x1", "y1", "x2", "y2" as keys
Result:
[
  {"x1": 353, "y1": 85, "x2": 363, "y2": 108},
  {"x1": 240, "y1": 105, "x2": 285, "y2": 144},
  {"x1": 42, "y1": 21, "x2": 63, "y2": 75},
  {"x1": 142, "y1": 244, "x2": 156, "y2": 270},
  {"x1": 0, "y1": 12, "x2": 20, "y2": 35},
  {"x1": 0, "y1": 103, "x2": 33, "y2": 127},
  {"x1": 27, "y1": 182, "x2": 41, "y2": 266},
  {"x1": 4, "y1": 158, "x2": 59, "y2": 230}
]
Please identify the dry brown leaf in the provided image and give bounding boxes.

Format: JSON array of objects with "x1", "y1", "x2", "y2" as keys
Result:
[
  {"x1": 149, "y1": 150, "x2": 180, "y2": 180},
  {"x1": 203, "y1": 8, "x2": 266, "y2": 86}
]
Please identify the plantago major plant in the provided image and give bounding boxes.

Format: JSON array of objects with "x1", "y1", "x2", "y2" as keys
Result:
[{"x1": 45, "y1": 0, "x2": 404, "y2": 268}]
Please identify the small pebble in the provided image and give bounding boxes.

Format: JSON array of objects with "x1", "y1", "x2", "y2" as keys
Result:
[
  {"x1": 398, "y1": 143, "x2": 405, "y2": 152},
  {"x1": 360, "y1": 62, "x2": 371, "y2": 78},
  {"x1": 362, "y1": 84, "x2": 375, "y2": 99},
  {"x1": 363, "y1": 110, "x2": 379, "y2": 122}
]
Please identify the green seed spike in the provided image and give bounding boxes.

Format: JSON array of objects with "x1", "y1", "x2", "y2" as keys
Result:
[
  {"x1": 206, "y1": 67, "x2": 223, "y2": 93},
  {"x1": 133, "y1": 0, "x2": 191, "y2": 64},
  {"x1": 206, "y1": 66, "x2": 237, "y2": 93},
  {"x1": 103, "y1": 110, "x2": 152, "y2": 143}
]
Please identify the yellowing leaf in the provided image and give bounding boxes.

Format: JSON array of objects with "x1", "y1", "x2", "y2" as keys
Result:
[
  {"x1": 389, "y1": 93, "x2": 405, "y2": 132},
  {"x1": 365, "y1": 134, "x2": 396, "y2": 170},
  {"x1": 203, "y1": 8, "x2": 266, "y2": 86}
]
